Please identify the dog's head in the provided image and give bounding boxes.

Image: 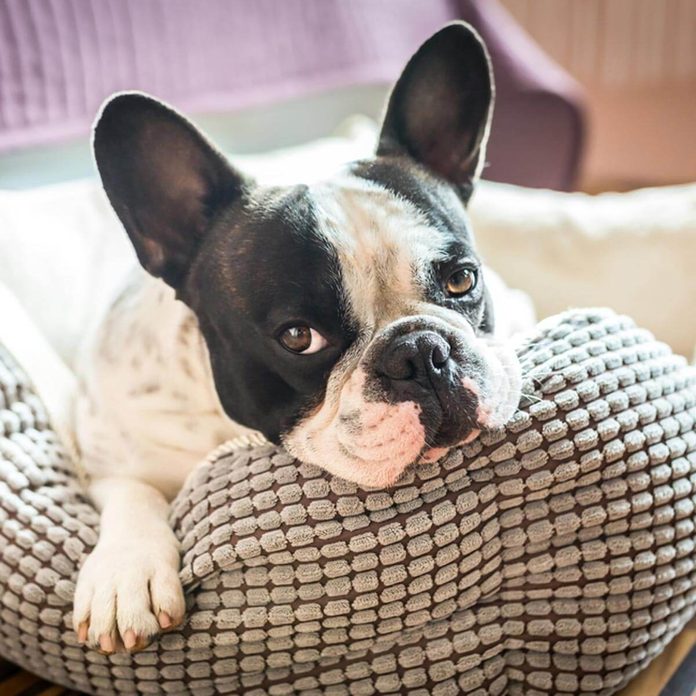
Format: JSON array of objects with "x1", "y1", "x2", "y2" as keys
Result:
[{"x1": 93, "y1": 22, "x2": 521, "y2": 487}]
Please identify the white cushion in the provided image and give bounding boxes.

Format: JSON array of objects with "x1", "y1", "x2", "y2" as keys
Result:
[
  {"x1": 0, "y1": 281, "x2": 77, "y2": 452},
  {"x1": 469, "y1": 181, "x2": 696, "y2": 359}
]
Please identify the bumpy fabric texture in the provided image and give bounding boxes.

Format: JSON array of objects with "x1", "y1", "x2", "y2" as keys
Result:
[{"x1": 0, "y1": 309, "x2": 695, "y2": 695}]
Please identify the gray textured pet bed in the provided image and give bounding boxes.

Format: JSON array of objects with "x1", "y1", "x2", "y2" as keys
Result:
[{"x1": 0, "y1": 309, "x2": 695, "y2": 695}]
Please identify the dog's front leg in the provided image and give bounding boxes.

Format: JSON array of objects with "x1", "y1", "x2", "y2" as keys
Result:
[{"x1": 73, "y1": 476, "x2": 185, "y2": 653}]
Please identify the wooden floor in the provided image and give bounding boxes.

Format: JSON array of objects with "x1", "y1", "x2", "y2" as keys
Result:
[{"x1": 0, "y1": 660, "x2": 78, "y2": 696}]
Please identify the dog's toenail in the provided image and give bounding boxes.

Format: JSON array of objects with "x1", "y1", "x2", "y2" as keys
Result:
[
  {"x1": 77, "y1": 623, "x2": 88, "y2": 643},
  {"x1": 158, "y1": 611, "x2": 172, "y2": 629},
  {"x1": 123, "y1": 629, "x2": 137, "y2": 650},
  {"x1": 99, "y1": 634, "x2": 114, "y2": 652}
]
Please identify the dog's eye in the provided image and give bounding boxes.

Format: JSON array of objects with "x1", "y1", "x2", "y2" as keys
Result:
[
  {"x1": 445, "y1": 268, "x2": 477, "y2": 296},
  {"x1": 279, "y1": 325, "x2": 328, "y2": 354}
]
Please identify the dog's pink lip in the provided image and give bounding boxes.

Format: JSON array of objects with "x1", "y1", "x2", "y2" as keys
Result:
[
  {"x1": 462, "y1": 428, "x2": 481, "y2": 444},
  {"x1": 419, "y1": 446, "x2": 449, "y2": 463},
  {"x1": 418, "y1": 427, "x2": 481, "y2": 464}
]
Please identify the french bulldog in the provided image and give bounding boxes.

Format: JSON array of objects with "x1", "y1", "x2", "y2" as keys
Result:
[{"x1": 73, "y1": 22, "x2": 523, "y2": 654}]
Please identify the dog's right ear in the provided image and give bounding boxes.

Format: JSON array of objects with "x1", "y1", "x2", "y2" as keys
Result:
[{"x1": 93, "y1": 92, "x2": 248, "y2": 289}]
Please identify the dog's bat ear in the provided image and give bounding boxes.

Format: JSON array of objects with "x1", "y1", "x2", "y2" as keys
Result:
[
  {"x1": 93, "y1": 92, "x2": 249, "y2": 289},
  {"x1": 377, "y1": 22, "x2": 494, "y2": 203}
]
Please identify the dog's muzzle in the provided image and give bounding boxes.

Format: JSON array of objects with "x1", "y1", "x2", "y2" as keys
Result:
[
  {"x1": 282, "y1": 314, "x2": 521, "y2": 487},
  {"x1": 367, "y1": 321, "x2": 488, "y2": 448}
]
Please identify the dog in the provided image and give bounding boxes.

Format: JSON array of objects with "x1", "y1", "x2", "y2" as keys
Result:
[{"x1": 72, "y1": 22, "x2": 524, "y2": 654}]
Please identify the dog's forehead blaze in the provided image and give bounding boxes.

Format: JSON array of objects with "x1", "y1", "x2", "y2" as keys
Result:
[{"x1": 310, "y1": 174, "x2": 451, "y2": 328}]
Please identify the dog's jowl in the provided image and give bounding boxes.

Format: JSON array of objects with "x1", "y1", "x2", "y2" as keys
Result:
[{"x1": 73, "y1": 22, "x2": 523, "y2": 653}]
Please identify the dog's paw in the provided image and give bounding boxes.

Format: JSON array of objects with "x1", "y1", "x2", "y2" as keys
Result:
[{"x1": 72, "y1": 539, "x2": 185, "y2": 654}]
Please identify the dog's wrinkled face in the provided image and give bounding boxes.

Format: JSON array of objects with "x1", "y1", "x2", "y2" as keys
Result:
[
  {"x1": 93, "y1": 22, "x2": 522, "y2": 486},
  {"x1": 187, "y1": 169, "x2": 521, "y2": 486}
]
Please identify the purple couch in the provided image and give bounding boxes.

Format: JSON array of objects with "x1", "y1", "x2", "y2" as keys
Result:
[{"x1": 0, "y1": 0, "x2": 585, "y2": 190}]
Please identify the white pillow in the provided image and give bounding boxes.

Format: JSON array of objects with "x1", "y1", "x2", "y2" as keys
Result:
[
  {"x1": 469, "y1": 181, "x2": 696, "y2": 358},
  {"x1": 0, "y1": 281, "x2": 77, "y2": 453},
  {"x1": 0, "y1": 180, "x2": 136, "y2": 370}
]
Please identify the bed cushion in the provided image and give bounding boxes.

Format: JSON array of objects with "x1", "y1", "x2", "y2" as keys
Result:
[
  {"x1": 469, "y1": 180, "x2": 696, "y2": 359},
  {"x1": 0, "y1": 308, "x2": 695, "y2": 695}
]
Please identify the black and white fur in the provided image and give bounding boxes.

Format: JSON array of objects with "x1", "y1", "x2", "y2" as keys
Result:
[{"x1": 73, "y1": 23, "x2": 523, "y2": 653}]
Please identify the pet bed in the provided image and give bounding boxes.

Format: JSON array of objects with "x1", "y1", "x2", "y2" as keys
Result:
[{"x1": 0, "y1": 308, "x2": 694, "y2": 695}]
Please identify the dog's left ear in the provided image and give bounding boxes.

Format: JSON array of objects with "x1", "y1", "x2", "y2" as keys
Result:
[{"x1": 377, "y1": 22, "x2": 493, "y2": 202}]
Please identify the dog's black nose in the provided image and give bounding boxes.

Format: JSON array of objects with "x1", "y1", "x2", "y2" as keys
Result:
[{"x1": 377, "y1": 331, "x2": 451, "y2": 383}]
